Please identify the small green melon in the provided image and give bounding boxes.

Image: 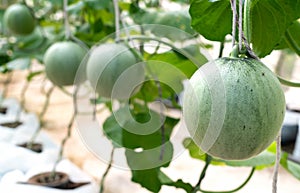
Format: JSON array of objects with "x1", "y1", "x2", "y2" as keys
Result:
[
  {"x1": 183, "y1": 57, "x2": 285, "y2": 160},
  {"x1": 4, "y1": 4, "x2": 35, "y2": 35},
  {"x1": 86, "y1": 43, "x2": 144, "y2": 100},
  {"x1": 44, "y1": 41, "x2": 87, "y2": 86}
]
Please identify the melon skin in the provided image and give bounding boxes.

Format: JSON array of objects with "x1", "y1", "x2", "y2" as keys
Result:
[
  {"x1": 183, "y1": 57, "x2": 285, "y2": 160},
  {"x1": 4, "y1": 4, "x2": 35, "y2": 35},
  {"x1": 44, "y1": 41, "x2": 87, "y2": 86},
  {"x1": 86, "y1": 43, "x2": 144, "y2": 100}
]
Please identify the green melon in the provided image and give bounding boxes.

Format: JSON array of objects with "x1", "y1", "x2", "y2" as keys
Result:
[
  {"x1": 0, "y1": 0, "x2": 17, "y2": 9},
  {"x1": 150, "y1": 11, "x2": 194, "y2": 41},
  {"x1": 86, "y1": 43, "x2": 144, "y2": 100},
  {"x1": 183, "y1": 57, "x2": 285, "y2": 160},
  {"x1": 44, "y1": 41, "x2": 87, "y2": 86},
  {"x1": 3, "y1": 4, "x2": 35, "y2": 35}
]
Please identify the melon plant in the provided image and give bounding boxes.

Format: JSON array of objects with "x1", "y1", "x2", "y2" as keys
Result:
[
  {"x1": 44, "y1": 41, "x2": 87, "y2": 86},
  {"x1": 86, "y1": 43, "x2": 144, "y2": 100},
  {"x1": 183, "y1": 57, "x2": 285, "y2": 160},
  {"x1": 3, "y1": 4, "x2": 35, "y2": 35}
]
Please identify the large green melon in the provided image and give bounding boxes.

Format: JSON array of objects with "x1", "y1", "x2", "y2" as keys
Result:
[
  {"x1": 183, "y1": 57, "x2": 285, "y2": 160},
  {"x1": 86, "y1": 43, "x2": 144, "y2": 100},
  {"x1": 44, "y1": 41, "x2": 87, "y2": 86},
  {"x1": 3, "y1": 4, "x2": 35, "y2": 35}
]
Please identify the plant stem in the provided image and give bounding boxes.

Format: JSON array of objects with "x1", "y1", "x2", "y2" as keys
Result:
[
  {"x1": 50, "y1": 86, "x2": 79, "y2": 178},
  {"x1": 218, "y1": 41, "x2": 225, "y2": 58},
  {"x1": 51, "y1": 85, "x2": 79, "y2": 178},
  {"x1": 192, "y1": 155, "x2": 212, "y2": 193},
  {"x1": 63, "y1": 0, "x2": 71, "y2": 39},
  {"x1": 39, "y1": 86, "x2": 55, "y2": 121},
  {"x1": 2, "y1": 72, "x2": 13, "y2": 99},
  {"x1": 50, "y1": 112, "x2": 75, "y2": 178},
  {"x1": 57, "y1": 86, "x2": 73, "y2": 97},
  {"x1": 121, "y1": 35, "x2": 201, "y2": 66},
  {"x1": 27, "y1": 85, "x2": 55, "y2": 149},
  {"x1": 197, "y1": 167, "x2": 255, "y2": 193},
  {"x1": 20, "y1": 65, "x2": 34, "y2": 111},
  {"x1": 99, "y1": 147, "x2": 115, "y2": 193},
  {"x1": 272, "y1": 130, "x2": 282, "y2": 193},
  {"x1": 40, "y1": 76, "x2": 48, "y2": 95},
  {"x1": 113, "y1": 0, "x2": 121, "y2": 42}
]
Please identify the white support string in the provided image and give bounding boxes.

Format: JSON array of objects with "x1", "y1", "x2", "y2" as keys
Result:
[
  {"x1": 238, "y1": 0, "x2": 243, "y2": 52},
  {"x1": 113, "y1": 0, "x2": 120, "y2": 42},
  {"x1": 230, "y1": 0, "x2": 237, "y2": 47},
  {"x1": 272, "y1": 129, "x2": 281, "y2": 193}
]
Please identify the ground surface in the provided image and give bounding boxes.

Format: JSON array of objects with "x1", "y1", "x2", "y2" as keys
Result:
[{"x1": 2, "y1": 49, "x2": 300, "y2": 193}]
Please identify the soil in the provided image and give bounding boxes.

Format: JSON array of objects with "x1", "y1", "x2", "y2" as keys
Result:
[
  {"x1": 0, "y1": 107, "x2": 7, "y2": 114},
  {"x1": 17, "y1": 142, "x2": 43, "y2": 153},
  {"x1": 0, "y1": 121, "x2": 22, "y2": 128},
  {"x1": 26, "y1": 172, "x2": 90, "y2": 189}
]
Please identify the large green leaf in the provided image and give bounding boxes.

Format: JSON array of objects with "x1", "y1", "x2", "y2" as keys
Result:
[
  {"x1": 247, "y1": 0, "x2": 300, "y2": 57},
  {"x1": 147, "y1": 45, "x2": 207, "y2": 78},
  {"x1": 189, "y1": 0, "x2": 232, "y2": 41},
  {"x1": 103, "y1": 108, "x2": 179, "y2": 192},
  {"x1": 189, "y1": 0, "x2": 300, "y2": 57}
]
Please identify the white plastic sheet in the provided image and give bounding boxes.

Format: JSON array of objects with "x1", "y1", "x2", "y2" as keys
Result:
[
  {"x1": 0, "y1": 160, "x2": 99, "y2": 193},
  {"x1": 0, "y1": 98, "x2": 21, "y2": 120},
  {"x1": 0, "y1": 98, "x2": 99, "y2": 192}
]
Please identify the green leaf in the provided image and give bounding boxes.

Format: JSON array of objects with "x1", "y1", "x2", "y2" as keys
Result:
[
  {"x1": 285, "y1": 160, "x2": 300, "y2": 180},
  {"x1": 103, "y1": 107, "x2": 179, "y2": 149},
  {"x1": 284, "y1": 21, "x2": 300, "y2": 55},
  {"x1": 67, "y1": 1, "x2": 84, "y2": 13},
  {"x1": 280, "y1": 152, "x2": 300, "y2": 180},
  {"x1": 189, "y1": 0, "x2": 232, "y2": 41},
  {"x1": 137, "y1": 46, "x2": 206, "y2": 102},
  {"x1": 159, "y1": 171, "x2": 194, "y2": 192},
  {"x1": 122, "y1": 111, "x2": 179, "y2": 150},
  {"x1": 0, "y1": 53, "x2": 10, "y2": 65},
  {"x1": 134, "y1": 80, "x2": 159, "y2": 102},
  {"x1": 27, "y1": 70, "x2": 44, "y2": 81},
  {"x1": 125, "y1": 142, "x2": 173, "y2": 169},
  {"x1": 147, "y1": 45, "x2": 207, "y2": 78},
  {"x1": 222, "y1": 151, "x2": 275, "y2": 169},
  {"x1": 131, "y1": 168, "x2": 162, "y2": 193},
  {"x1": 6, "y1": 57, "x2": 31, "y2": 70},
  {"x1": 83, "y1": 0, "x2": 111, "y2": 10},
  {"x1": 150, "y1": 10, "x2": 195, "y2": 41},
  {"x1": 113, "y1": 110, "x2": 179, "y2": 192},
  {"x1": 183, "y1": 138, "x2": 224, "y2": 166},
  {"x1": 248, "y1": 0, "x2": 300, "y2": 57},
  {"x1": 184, "y1": 137, "x2": 276, "y2": 169},
  {"x1": 103, "y1": 114, "x2": 123, "y2": 148}
]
